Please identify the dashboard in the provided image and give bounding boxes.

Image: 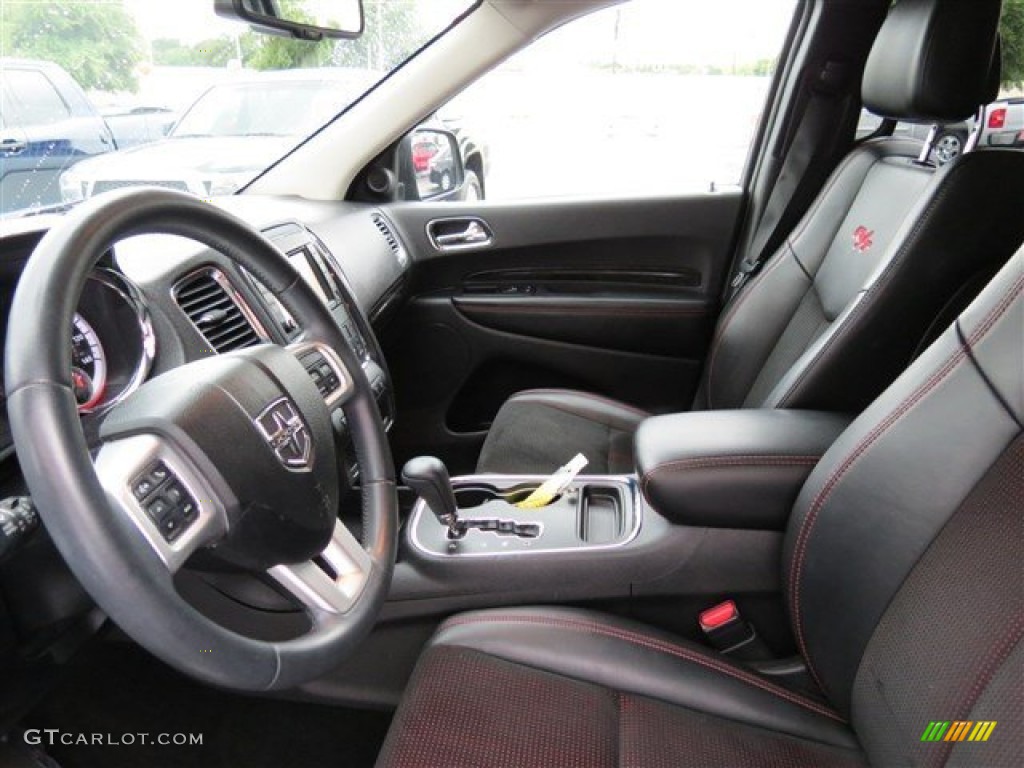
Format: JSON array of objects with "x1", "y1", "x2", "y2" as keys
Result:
[
  {"x1": 0, "y1": 199, "x2": 406, "y2": 473},
  {"x1": 0, "y1": 198, "x2": 411, "y2": 697}
]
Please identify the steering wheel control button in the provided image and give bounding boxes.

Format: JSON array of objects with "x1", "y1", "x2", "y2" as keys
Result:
[
  {"x1": 129, "y1": 461, "x2": 202, "y2": 543},
  {"x1": 146, "y1": 496, "x2": 174, "y2": 523},
  {"x1": 150, "y1": 463, "x2": 170, "y2": 484},
  {"x1": 132, "y1": 461, "x2": 171, "y2": 502},
  {"x1": 132, "y1": 475, "x2": 158, "y2": 501},
  {"x1": 299, "y1": 349, "x2": 346, "y2": 402},
  {"x1": 180, "y1": 500, "x2": 199, "y2": 524},
  {"x1": 159, "y1": 514, "x2": 185, "y2": 542},
  {"x1": 163, "y1": 481, "x2": 186, "y2": 507}
]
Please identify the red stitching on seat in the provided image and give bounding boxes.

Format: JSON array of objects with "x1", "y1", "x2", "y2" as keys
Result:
[
  {"x1": 773, "y1": 158, "x2": 972, "y2": 409},
  {"x1": 927, "y1": 613, "x2": 1024, "y2": 768},
  {"x1": 640, "y1": 455, "x2": 821, "y2": 501},
  {"x1": 788, "y1": 274, "x2": 1024, "y2": 692},
  {"x1": 442, "y1": 614, "x2": 847, "y2": 723},
  {"x1": 704, "y1": 248, "x2": 794, "y2": 409}
]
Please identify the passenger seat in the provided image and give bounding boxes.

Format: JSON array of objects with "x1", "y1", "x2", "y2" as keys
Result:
[{"x1": 478, "y1": 0, "x2": 1024, "y2": 474}]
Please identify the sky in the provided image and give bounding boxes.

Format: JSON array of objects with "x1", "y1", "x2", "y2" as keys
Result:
[{"x1": 519, "y1": 0, "x2": 797, "y2": 70}]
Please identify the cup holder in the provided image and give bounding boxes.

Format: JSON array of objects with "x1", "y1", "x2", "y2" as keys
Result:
[
  {"x1": 411, "y1": 474, "x2": 638, "y2": 556},
  {"x1": 453, "y1": 483, "x2": 562, "y2": 510}
]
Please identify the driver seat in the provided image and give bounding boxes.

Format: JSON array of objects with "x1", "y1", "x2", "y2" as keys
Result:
[{"x1": 376, "y1": 247, "x2": 1023, "y2": 767}]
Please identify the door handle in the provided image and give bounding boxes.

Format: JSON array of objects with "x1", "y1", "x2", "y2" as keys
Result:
[
  {"x1": 428, "y1": 218, "x2": 493, "y2": 251},
  {"x1": 0, "y1": 136, "x2": 28, "y2": 155}
]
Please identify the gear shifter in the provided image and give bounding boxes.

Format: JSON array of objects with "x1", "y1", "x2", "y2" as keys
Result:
[{"x1": 402, "y1": 456, "x2": 462, "y2": 538}]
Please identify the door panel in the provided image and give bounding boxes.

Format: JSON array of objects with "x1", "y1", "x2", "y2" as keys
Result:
[
  {"x1": 381, "y1": 193, "x2": 742, "y2": 473},
  {"x1": 452, "y1": 293, "x2": 712, "y2": 357}
]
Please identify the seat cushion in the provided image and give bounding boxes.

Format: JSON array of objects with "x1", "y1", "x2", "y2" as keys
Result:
[
  {"x1": 376, "y1": 607, "x2": 865, "y2": 768},
  {"x1": 476, "y1": 389, "x2": 648, "y2": 474}
]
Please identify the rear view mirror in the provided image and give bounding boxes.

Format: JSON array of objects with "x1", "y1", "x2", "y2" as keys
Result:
[{"x1": 214, "y1": 0, "x2": 364, "y2": 41}]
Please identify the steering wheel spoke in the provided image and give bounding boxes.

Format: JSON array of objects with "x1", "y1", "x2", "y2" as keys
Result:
[
  {"x1": 267, "y1": 519, "x2": 372, "y2": 619},
  {"x1": 94, "y1": 433, "x2": 229, "y2": 573},
  {"x1": 286, "y1": 340, "x2": 356, "y2": 410}
]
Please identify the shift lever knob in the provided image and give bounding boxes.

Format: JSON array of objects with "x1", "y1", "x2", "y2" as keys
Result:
[{"x1": 402, "y1": 456, "x2": 460, "y2": 535}]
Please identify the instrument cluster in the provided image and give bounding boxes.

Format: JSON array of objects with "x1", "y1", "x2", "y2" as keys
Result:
[{"x1": 0, "y1": 268, "x2": 155, "y2": 458}]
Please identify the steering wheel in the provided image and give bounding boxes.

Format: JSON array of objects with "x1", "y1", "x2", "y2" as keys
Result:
[{"x1": 4, "y1": 188, "x2": 397, "y2": 691}]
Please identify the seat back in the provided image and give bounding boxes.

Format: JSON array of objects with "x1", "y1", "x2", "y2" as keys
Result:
[
  {"x1": 783, "y1": 247, "x2": 1022, "y2": 765},
  {"x1": 697, "y1": 0, "x2": 1013, "y2": 414}
]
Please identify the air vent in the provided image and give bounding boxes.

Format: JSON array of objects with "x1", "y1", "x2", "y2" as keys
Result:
[
  {"x1": 174, "y1": 269, "x2": 265, "y2": 353},
  {"x1": 372, "y1": 213, "x2": 409, "y2": 269}
]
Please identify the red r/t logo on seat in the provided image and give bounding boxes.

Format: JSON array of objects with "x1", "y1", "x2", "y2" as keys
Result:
[{"x1": 853, "y1": 225, "x2": 875, "y2": 253}]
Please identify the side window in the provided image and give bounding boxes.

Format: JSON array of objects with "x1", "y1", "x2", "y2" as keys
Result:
[
  {"x1": 4, "y1": 69, "x2": 71, "y2": 127},
  {"x1": 442, "y1": 0, "x2": 796, "y2": 201}
]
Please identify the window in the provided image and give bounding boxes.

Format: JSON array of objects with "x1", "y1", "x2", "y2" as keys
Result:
[
  {"x1": 4, "y1": 69, "x2": 70, "y2": 126},
  {"x1": 442, "y1": 0, "x2": 796, "y2": 200}
]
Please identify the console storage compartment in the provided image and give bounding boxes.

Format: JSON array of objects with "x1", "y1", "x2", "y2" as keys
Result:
[
  {"x1": 635, "y1": 410, "x2": 850, "y2": 530},
  {"x1": 409, "y1": 475, "x2": 639, "y2": 557}
]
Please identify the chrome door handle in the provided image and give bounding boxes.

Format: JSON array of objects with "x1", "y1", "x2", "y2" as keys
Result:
[
  {"x1": 428, "y1": 218, "x2": 493, "y2": 251},
  {"x1": 0, "y1": 136, "x2": 28, "y2": 155}
]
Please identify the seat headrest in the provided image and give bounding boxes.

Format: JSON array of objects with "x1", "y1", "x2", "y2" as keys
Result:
[{"x1": 862, "y1": 0, "x2": 1002, "y2": 123}]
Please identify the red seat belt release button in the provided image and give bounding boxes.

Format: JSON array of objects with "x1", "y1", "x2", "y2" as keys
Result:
[
  {"x1": 699, "y1": 600, "x2": 760, "y2": 655},
  {"x1": 699, "y1": 600, "x2": 739, "y2": 631}
]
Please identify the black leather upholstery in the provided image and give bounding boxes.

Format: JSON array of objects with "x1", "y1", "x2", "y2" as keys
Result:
[
  {"x1": 721, "y1": 147, "x2": 1024, "y2": 413},
  {"x1": 378, "y1": 248, "x2": 1024, "y2": 768},
  {"x1": 477, "y1": 0, "x2": 1022, "y2": 476},
  {"x1": 784, "y1": 247, "x2": 1024, "y2": 715},
  {"x1": 861, "y1": 0, "x2": 1001, "y2": 122},
  {"x1": 425, "y1": 607, "x2": 857, "y2": 748},
  {"x1": 635, "y1": 410, "x2": 849, "y2": 529}
]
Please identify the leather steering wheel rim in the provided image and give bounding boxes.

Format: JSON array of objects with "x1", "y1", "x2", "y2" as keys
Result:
[{"x1": 4, "y1": 188, "x2": 398, "y2": 691}]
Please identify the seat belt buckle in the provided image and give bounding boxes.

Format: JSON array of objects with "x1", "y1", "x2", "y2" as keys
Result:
[
  {"x1": 729, "y1": 259, "x2": 761, "y2": 292},
  {"x1": 699, "y1": 600, "x2": 760, "y2": 656},
  {"x1": 699, "y1": 601, "x2": 773, "y2": 661}
]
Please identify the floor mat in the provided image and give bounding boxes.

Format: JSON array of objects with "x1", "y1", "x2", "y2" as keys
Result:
[{"x1": 23, "y1": 641, "x2": 392, "y2": 768}]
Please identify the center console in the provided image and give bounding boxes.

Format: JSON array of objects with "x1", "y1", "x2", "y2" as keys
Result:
[
  {"x1": 388, "y1": 409, "x2": 853, "y2": 618},
  {"x1": 407, "y1": 474, "x2": 642, "y2": 558}
]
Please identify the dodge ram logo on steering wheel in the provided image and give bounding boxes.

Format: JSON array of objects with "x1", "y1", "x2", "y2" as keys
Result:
[{"x1": 255, "y1": 398, "x2": 313, "y2": 472}]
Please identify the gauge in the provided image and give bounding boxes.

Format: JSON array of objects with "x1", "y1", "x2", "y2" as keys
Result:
[{"x1": 71, "y1": 313, "x2": 107, "y2": 412}]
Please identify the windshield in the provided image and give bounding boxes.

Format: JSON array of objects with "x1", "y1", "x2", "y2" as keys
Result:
[
  {"x1": 172, "y1": 78, "x2": 375, "y2": 138},
  {"x1": 0, "y1": 0, "x2": 475, "y2": 218}
]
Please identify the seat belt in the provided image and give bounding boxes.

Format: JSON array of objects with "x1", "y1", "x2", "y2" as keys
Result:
[
  {"x1": 857, "y1": 116, "x2": 897, "y2": 145},
  {"x1": 729, "y1": 61, "x2": 856, "y2": 300}
]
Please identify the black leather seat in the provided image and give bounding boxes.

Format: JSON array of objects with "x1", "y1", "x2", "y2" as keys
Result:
[
  {"x1": 376, "y1": 245, "x2": 1023, "y2": 768},
  {"x1": 478, "y1": 0, "x2": 1022, "y2": 475}
]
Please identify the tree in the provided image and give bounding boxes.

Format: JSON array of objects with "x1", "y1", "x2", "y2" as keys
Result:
[
  {"x1": 332, "y1": 0, "x2": 422, "y2": 71},
  {"x1": 241, "y1": 29, "x2": 332, "y2": 70},
  {"x1": 151, "y1": 38, "x2": 194, "y2": 67},
  {"x1": 1, "y1": 0, "x2": 144, "y2": 92},
  {"x1": 153, "y1": 36, "x2": 238, "y2": 68},
  {"x1": 241, "y1": 0, "x2": 332, "y2": 70},
  {"x1": 1000, "y1": 1, "x2": 1024, "y2": 89}
]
